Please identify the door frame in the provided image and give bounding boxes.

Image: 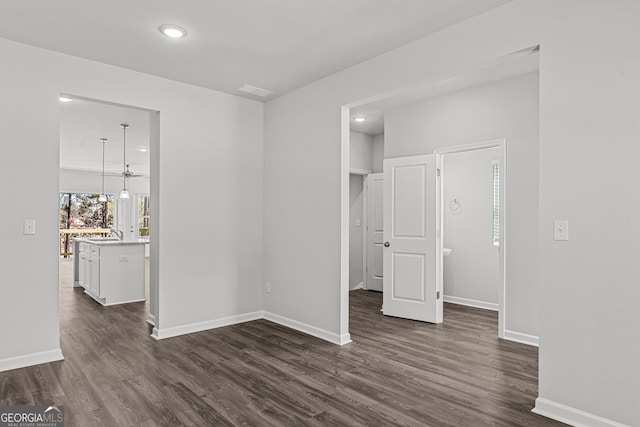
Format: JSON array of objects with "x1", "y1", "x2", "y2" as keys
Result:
[
  {"x1": 434, "y1": 138, "x2": 507, "y2": 339},
  {"x1": 349, "y1": 169, "x2": 369, "y2": 291},
  {"x1": 362, "y1": 172, "x2": 384, "y2": 291}
]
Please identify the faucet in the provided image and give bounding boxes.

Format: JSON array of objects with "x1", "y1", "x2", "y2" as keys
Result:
[{"x1": 110, "y1": 228, "x2": 124, "y2": 240}]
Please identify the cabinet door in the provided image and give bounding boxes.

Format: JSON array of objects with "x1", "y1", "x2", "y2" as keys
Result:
[
  {"x1": 89, "y1": 256, "x2": 100, "y2": 296},
  {"x1": 78, "y1": 254, "x2": 87, "y2": 288}
]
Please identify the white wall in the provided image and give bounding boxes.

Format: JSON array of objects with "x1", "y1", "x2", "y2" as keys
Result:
[
  {"x1": 0, "y1": 37, "x2": 264, "y2": 370},
  {"x1": 264, "y1": 1, "x2": 640, "y2": 425},
  {"x1": 443, "y1": 149, "x2": 500, "y2": 307},
  {"x1": 349, "y1": 175, "x2": 364, "y2": 290},
  {"x1": 386, "y1": 73, "x2": 539, "y2": 337},
  {"x1": 372, "y1": 134, "x2": 384, "y2": 173},
  {"x1": 349, "y1": 131, "x2": 373, "y2": 171}
]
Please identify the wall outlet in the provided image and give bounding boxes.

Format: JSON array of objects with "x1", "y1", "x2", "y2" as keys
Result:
[{"x1": 265, "y1": 282, "x2": 271, "y2": 293}]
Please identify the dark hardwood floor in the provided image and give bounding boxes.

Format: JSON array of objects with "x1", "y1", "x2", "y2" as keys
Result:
[{"x1": 0, "y1": 260, "x2": 563, "y2": 426}]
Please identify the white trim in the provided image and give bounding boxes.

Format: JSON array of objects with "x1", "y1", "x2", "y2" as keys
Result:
[
  {"x1": 435, "y1": 138, "x2": 507, "y2": 340},
  {"x1": 151, "y1": 311, "x2": 263, "y2": 340},
  {"x1": 0, "y1": 348, "x2": 64, "y2": 373},
  {"x1": 533, "y1": 397, "x2": 630, "y2": 427},
  {"x1": 434, "y1": 138, "x2": 505, "y2": 155},
  {"x1": 340, "y1": 106, "x2": 351, "y2": 341},
  {"x1": 362, "y1": 173, "x2": 384, "y2": 292},
  {"x1": 349, "y1": 168, "x2": 371, "y2": 175},
  {"x1": 146, "y1": 313, "x2": 156, "y2": 326},
  {"x1": 503, "y1": 329, "x2": 539, "y2": 347},
  {"x1": 444, "y1": 295, "x2": 498, "y2": 311},
  {"x1": 103, "y1": 297, "x2": 146, "y2": 306},
  {"x1": 149, "y1": 310, "x2": 353, "y2": 346},
  {"x1": 264, "y1": 311, "x2": 352, "y2": 346},
  {"x1": 362, "y1": 174, "x2": 369, "y2": 290},
  {"x1": 350, "y1": 281, "x2": 364, "y2": 291}
]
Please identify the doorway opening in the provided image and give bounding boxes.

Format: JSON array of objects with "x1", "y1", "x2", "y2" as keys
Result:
[
  {"x1": 436, "y1": 140, "x2": 506, "y2": 337},
  {"x1": 341, "y1": 46, "x2": 539, "y2": 344},
  {"x1": 58, "y1": 94, "x2": 159, "y2": 333}
]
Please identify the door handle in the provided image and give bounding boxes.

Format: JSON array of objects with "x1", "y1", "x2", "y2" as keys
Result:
[{"x1": 384, "y1": 242, "x2": 390, "y2": 247}]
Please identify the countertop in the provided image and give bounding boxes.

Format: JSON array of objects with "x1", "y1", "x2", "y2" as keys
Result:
[{"x1": 73, "y1": 237, "x2": 150, "y2": 246}]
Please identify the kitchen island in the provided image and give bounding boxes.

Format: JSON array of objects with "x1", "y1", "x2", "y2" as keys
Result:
[{"x1": 72, "y1": 237, "x2": 147, "y2": 306}]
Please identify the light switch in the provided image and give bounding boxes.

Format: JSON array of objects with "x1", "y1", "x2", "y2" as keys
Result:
[
  {"x1": 553, "y1": 220, "x2": 569, "y2": 241},
  {"x1": 356, "y1": 219, "x2": 361, "y2": 227},
  {"x1": 23, "y1": 219, "x2": 36, "y2": 235}
]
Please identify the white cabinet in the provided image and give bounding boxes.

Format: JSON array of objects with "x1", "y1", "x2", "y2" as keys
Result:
[
  {"x1": 87, "y1": 252, "x2": 100, "y2": 297},
  {"x1": 77, "y1": 243, "x2": 88, "y2": 289},
  {"x1": 72, "y1": 239, "x2": 145, "y2": 306},
  {"x1": 78, "y1": 252, "x2": 86, "y2": 288}
]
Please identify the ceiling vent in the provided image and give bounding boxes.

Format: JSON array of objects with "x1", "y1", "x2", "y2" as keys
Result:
[{"x1": 235, "y1": 84, "x2": 275, "y2": 99}]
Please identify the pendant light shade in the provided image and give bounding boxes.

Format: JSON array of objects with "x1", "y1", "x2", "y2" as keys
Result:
[
  {"x1": 120, "y1": 123, "x2": 130, "y2": 199},
  {"x1": 98, "y1": 138, "x2": 108, "y2": 202}
]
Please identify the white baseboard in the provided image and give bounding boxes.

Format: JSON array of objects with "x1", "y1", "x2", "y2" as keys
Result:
[
  {"x1": 0, "y1": 348, "x2": 64, "y2": 373},
  {"x1": 149, "y1": 310, "x2": 352, "y2": 346},
  {"x1": 146, "y1": 313, "x2": 156, "y2": 326},
  {"x1": 444, "y1": 295, "x2": 499, "y2": 311},
  {"x1": 151, "y1": 311, "x2": 263, "y2": 340},
  {"x1": 503, "y1": 329, "x2": 539, "y2": 347},
  {"x1": 350, "y1": 281, "x2": 364, "y2": 291},
  {"x1": 263, "y1": 311, "x2": 352, "y2": 345},
  {"x1": 533, "y1": 397, "x2": 630, "y2": 427}
]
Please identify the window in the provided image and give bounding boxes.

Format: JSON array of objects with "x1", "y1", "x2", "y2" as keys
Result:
[
  {"x1": 137, "y1": 195, "x2": 150, "y2": 237},
  {"x1": 492, "y1": 160, "x2": 500, "y2": 246},
  {"x1": 59, "y1": 193, "x2": 114, "y2": 229},
  {"x1": 59, "y1": 193, "x2": 114, "y2": 257}
]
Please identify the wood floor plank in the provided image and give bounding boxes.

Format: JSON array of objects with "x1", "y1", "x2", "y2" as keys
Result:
[{"x1": 0, "y1": 260, "x2": 565, "y2": 426}]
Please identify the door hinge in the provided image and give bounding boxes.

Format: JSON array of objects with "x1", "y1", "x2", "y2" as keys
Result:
[
  {"x1": 437, "y1": 229, "x2": 441, "y2": 238},
  {"x1": 436, "y1": 168, "x2": 441, "y2": 177},
  {"x1": 436, "y1": 291, "x2": 440, "y2": 299}
]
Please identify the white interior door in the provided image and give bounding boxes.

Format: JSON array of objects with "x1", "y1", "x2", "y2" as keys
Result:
[
  {"x1": 383, "y1": 155, "x2": 442, "y2": 323},
  {"x1": 365, "y1": 173, "x2": 384, "y2": 291}
]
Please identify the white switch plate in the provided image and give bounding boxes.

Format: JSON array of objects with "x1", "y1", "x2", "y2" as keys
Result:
[
  {"x1": 23, "y1": 219, "x2": 36, "y2": 235},
  {"x1": 356, "y1": 219, "x2": 361, "y2": 227},
  {"x1": 553, "y1": 220, "x2": 569, "y2": 241},
  {"x1": 265, "y1": 282, "x2": 271, "y2": 293}
]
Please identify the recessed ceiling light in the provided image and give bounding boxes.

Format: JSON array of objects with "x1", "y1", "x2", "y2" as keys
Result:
[
  {"x1": 59, "y1": 96, "x2": 73, "y2": 103},
  {"x1": 159, "y1": 24, "x2": 187, "y2": 38},
  {"x1": 353, "y1": 116, "x2": 367, "y2": 122}
]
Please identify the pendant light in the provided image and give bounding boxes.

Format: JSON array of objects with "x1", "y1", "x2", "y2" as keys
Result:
[
  {"x1": 119, "y1": 123, "x2": 130, "y2": 199},
  {"x1": 98, "y1": 138, "x2": 108, "y2": 202}
]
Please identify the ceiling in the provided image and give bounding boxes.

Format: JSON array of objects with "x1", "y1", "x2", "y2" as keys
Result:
[
  {"x1": 350, "y1": 47, "x2": 539, "y2": 136},
  {"x1": 0, "y1": 0, "x2": 510, "y2": 100},
  {"x1": 60, "y1": 99, "x2": 150, "y2": 175}
]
